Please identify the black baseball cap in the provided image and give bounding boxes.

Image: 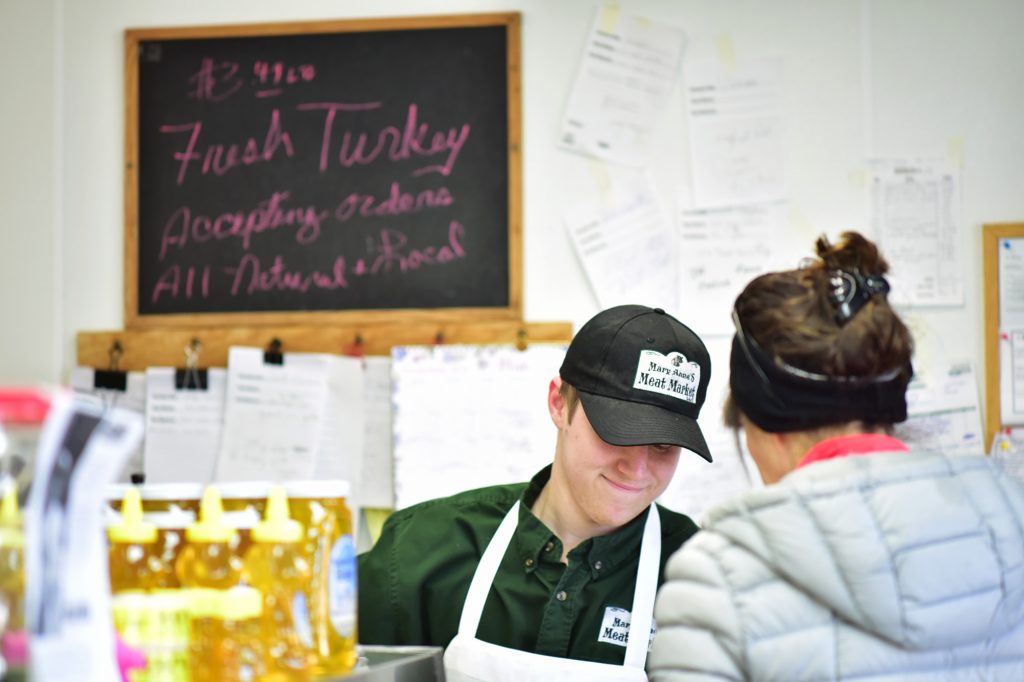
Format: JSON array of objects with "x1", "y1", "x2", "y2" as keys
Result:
[{"x1": 559, "y1": 305, "x2": 712, "y2": 462}]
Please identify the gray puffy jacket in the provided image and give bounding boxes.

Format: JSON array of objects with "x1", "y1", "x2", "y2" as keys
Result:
[{"x1": 648, "y1": 451, "x2": 1024, "y2": 681}]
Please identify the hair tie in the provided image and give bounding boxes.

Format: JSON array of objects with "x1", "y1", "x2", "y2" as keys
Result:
[{"x1": 828, "y1": 269, "x2": 890, "y2": 325}]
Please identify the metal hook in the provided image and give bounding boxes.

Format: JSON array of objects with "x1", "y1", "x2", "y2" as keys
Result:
[{"x1": 108, "y1": 341, "x2": 123, "y2": 372}]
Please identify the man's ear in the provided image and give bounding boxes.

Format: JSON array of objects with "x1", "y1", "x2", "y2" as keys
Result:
[{"x1": 548, "y1": 377, "x2": 566, "y2": 428}]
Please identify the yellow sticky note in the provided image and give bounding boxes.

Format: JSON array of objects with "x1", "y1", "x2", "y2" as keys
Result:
[
  {"x1": 588, "y1": 161, "x2": 614, "y2": 206},
  {"x1": 599, "y1": 4, "x2": 621, "y2": 33},
  {"x1": 715, "y1": 35, "x2": 736, "y2": 69},
  {"x1": 787, "y1": 206, "x2": 817, "y2": 242},
  {"x1": 947, "y1": 137, "x2": 965, "y2": 168}
]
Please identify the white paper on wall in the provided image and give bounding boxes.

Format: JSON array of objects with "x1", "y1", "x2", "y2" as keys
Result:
[
  {"x1": 215, "y1": 347, "x2": 330, "y2": 482},
  {"x1": 685, "y1": 57, "x2": 787, "y2": 208},
  {"x1": 143, "y1": 367, "x2": 227, "y2": 484},
  {"x1": 558, "y1": 6, "x2": 686, "y2": 166},
  {"x1": 391, "y1": 344, "x2": 566, "y2": 510},
  {"x1": 870, "y1": 158, "x2": 964, "y2": 307},
  {"x1": 677, "y1": 200, "x2": 797, "y2": 335},
  {"x1": 564, "y1": 170, "x2": 678, "y2": 311},
  {"x1": 893, "y1": 361, "x2": 984, "y2": 456},
  {"x1": 359, "y1": 356, "x2": 395, "y2": 509}
]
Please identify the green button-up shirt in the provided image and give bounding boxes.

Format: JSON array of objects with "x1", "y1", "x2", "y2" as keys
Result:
[{"x1": 358, "y1": 466, "x2": 699, "y2": 664}]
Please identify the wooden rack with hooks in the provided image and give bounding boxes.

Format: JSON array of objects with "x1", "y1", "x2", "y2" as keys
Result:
[{"x1": 76, "y1": 321, "x2": 573, "y2": 371}]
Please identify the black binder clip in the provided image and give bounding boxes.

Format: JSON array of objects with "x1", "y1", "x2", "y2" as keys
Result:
[
  {"x1": 175, "y1": 338, "x2": 208, "y2": 390},
  {"x1": 264, "y1": 337, "x2": 284, "y2": 365},
  {"x1": 94, "y1": 341, "x2": 128, "y2": 391}
]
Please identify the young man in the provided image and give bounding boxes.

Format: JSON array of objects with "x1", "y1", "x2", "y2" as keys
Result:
[{"x1": 359, "y1": 305, "x2": 712, "y2": 680}]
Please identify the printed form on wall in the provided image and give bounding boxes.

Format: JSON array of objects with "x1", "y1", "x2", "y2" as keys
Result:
[
  {"x1": 999, "y1": 238, "x2": 1024, "y2": 425},
  {"x1": 685, "y1": 57, "x2": 787, "y2": 208},
  {"x1": 677, "y1": 200, "x2": 797, "y2": 336},
  {"x1": 558, "y1": 7, "x2": 686, "y2": 166},
  {"x1": 563, "y1": 169, "x2": 678, "y2": 311},
  {"x1": 870, "y1": 158, "x2": 964, "y2": 307},
  {"x1": 144, "y1": 367, "x2": 227, "y2": 484},
  {"x1": 214, "y1": 347, "x2": 364, "y2": 485},
  {"x1": 391, "y1": 344, "x2": 567, "y2": 510}
]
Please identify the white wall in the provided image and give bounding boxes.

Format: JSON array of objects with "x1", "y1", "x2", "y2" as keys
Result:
[
  {"x1": 3, "y1": 0, "x2": 1024, "y2": 425},
  {"x1": 0, "y1": 0, "x2": 58, "y2": 384}
]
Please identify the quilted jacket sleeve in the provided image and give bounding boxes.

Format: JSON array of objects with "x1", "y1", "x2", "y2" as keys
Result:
[{"x1": 648, "y1": 531, "x2": 745, "y2": 681}]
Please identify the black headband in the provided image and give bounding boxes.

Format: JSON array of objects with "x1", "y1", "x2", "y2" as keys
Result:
[{"x1": 729, "y1": 310, "x2": 912, "y2": 433}]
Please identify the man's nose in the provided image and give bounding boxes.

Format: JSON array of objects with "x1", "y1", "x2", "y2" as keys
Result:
[{"x1": 617, "y1": 447, "x2": 651, "y2": 478}]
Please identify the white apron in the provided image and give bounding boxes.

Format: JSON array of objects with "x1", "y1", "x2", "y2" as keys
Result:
[{"x1": 443, "y1": 501, "x2": 661, "y2": 682}]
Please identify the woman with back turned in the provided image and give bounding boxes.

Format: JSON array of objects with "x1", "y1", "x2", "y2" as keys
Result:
[{"x1": 648, "y1": 232, "x2": 1024, "y2": 681}]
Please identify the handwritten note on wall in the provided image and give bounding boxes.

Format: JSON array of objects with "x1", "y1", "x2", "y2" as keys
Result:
[
  {"x1": 684, "y1": 57, "x2": 787, "y2": 208},
  {"x1": 133, "y1": 23, "x2": 513, "y2": 317},
  {"x1": 391, "y1": 344, "x2": 566, "y2": 510},
  {"x1": 564, "y1": 170, "x2": 678, "y2": 311},
  {"x1": 677, "y1": 201, "x2": 796, "y2": 335}
]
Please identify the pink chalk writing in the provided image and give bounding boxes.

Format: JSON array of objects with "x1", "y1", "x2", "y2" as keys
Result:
[
  {"x1": 298, "y1": 102, "x2": 471, "y2": 177},
  {"x1": 253, "y1": 60, "x2": 315, "y2": 97},
  {"x1": 159, "y1": 190, "x2": 325, "y2": 261},
  {"x1": 221, "y1": 221, "x2": 467, "y2": 297},
  {"x1": 151, "y1": 265, "x2": 211, "y2": 304},
  {"x1": 226, "y1": 253, "x2": 349, "y2": 295},
  {"x1": 188, "y1": 58, "x2": 241, "y2": 102},
  {"x1": 368, "y1": 221, "x2": 466, "y2": 274},
  {"x1": 335, "y1": 182, "x2": 453, "y2": 223},
  {"x1": 160, "y1": 109, "x2": 295, "y2": 185}
]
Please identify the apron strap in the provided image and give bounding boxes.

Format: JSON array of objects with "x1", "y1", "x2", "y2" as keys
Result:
[
  {"x1": 623, "y1": 504, "x2": 660, "y2": 669},
  {"x1": 458, "y1": 500, "x2": 522, "y2": 637}
]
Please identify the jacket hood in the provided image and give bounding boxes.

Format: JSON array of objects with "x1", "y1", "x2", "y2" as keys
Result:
[{"x1": 704, "y1": 451, "x2": 1024, "y2": 650}]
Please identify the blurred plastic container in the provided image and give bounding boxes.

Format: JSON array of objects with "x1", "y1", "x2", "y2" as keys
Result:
[
  {"x1": 284, "y1": 480, "x2": 357, "y2": 675},
  {"x1": 108, "y1": 488, "x2": 172, "y2": 593},
  {"x1": 0, "y1": 388, "x2": 50, "y2": 501},
  {"x1": 219, "y1": 481, "x2": 268, "y2": 559},
  {"x1": 0, "y1": 388, "x2": 47, "y2": 680},
  {"x1": 175, "y1": 487, "x2": 242, "y2": 590}
]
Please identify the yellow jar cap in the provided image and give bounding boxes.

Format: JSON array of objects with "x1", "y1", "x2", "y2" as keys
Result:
[
  {"x1": 0, "y1": 483, "x2": 23, "y2": 548},
  {"x1": 185, "y1": 485, "x2": 239, "y2": 543},
  {"x1": 186, "y1": 587, "x2": 223, "y2": 618},
  {"x1": 108, "y1": 488, "x2": 157, "y2": 544},
  {"x1": 221, "y1": 586, "x2": 262, "y2": 621},
  {"x1": 251, "y1": 485, "x2": 303, "y2": 544}
]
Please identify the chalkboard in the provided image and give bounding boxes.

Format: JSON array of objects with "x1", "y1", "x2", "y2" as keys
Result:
[{"x1": 125, "y1": 14, "x2": 521, "y2": 328}]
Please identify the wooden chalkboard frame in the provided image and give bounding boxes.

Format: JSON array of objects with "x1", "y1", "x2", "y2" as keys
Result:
[
  {"x1": 124, "y1": 13, "x2": 521, "y2": 329},
  {"x1": 982, "y1": 223, "x2": 1024, "y2": 449}
]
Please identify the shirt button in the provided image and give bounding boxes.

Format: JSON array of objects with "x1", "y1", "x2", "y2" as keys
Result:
[
  {"x1": 594, "y1": 560, "x2": 603, "y2": 571},
  {"x1": 555, "y1": 591, "x2": 567, "y2": 602},
  {"x1": 525, "y1": 558, "x2": 535, "y2": 568},
  {"x1": 544, "y1": 542, "x2": 554, "y2": 553}
]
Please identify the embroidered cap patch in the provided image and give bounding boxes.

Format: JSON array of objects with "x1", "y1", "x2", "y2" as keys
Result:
[{"x1": 632, "y1": 350, "x2": 700, "y2": 403}]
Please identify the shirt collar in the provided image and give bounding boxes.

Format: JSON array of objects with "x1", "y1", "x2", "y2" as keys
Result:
[
  {"x1": 797, "y1": 433, "x2": 909, "y2": 469},
  {"x1": 514, "y1": 466, "x2": 649, "y2": 578}
]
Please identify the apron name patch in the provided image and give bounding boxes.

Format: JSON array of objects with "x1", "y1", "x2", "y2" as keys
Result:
[{"x1": 598, "y1": 606, "x2": 656, "y2": 650}]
